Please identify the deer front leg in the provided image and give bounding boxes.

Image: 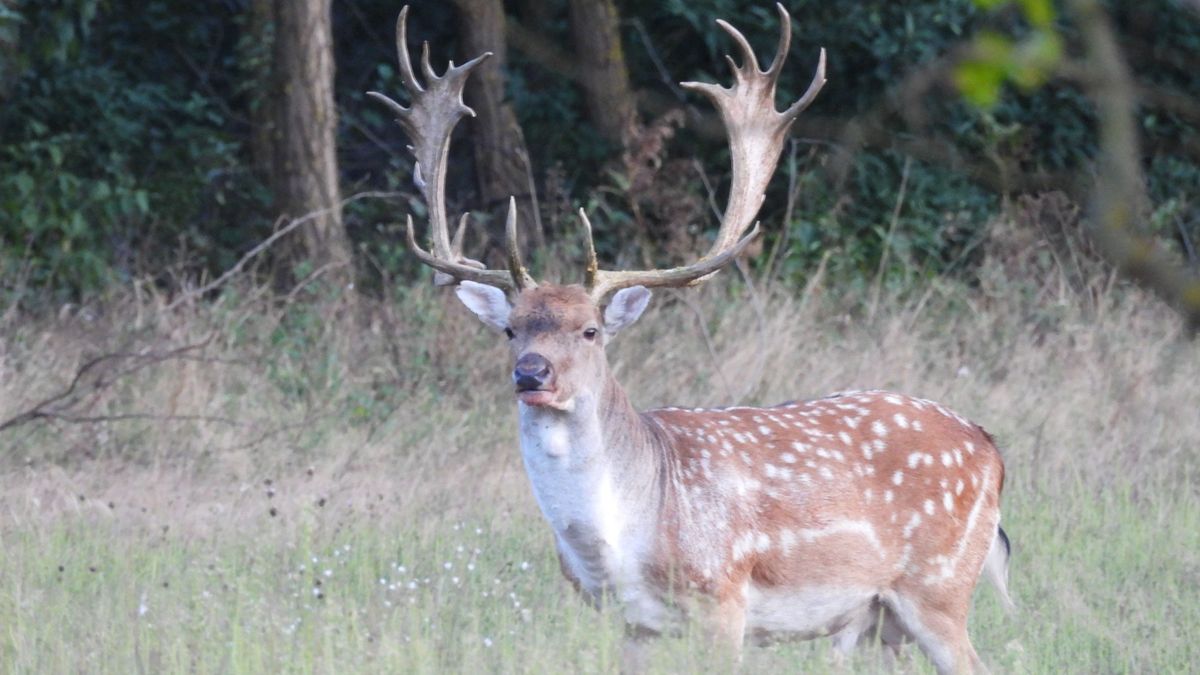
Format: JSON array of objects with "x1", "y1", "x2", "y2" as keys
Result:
[{"x1": 700, "y1": 589, "x2": 748, "y2": 666}]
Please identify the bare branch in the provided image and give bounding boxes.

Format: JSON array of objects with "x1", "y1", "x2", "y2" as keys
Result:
[{"x1": 0, "y1": 337, "x2": 217, "y2": 434}]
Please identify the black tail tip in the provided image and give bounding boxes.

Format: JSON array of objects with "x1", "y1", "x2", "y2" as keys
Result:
[{"x1": 997, "y1": 525, "x2": 1011, "y2": 558}]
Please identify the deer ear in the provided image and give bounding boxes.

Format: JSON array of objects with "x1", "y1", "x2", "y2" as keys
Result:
[
  {"x1": 456, "y1": 281, "x2": 511, "y2": 332},
  {"x1": 604, "y1": 286, "x2": 652, "y2": 338}
]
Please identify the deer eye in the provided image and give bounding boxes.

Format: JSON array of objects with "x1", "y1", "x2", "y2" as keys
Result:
[
  {"x1": 504, "y1": 327, "x2": 515, "y2": 340},
  {"x1": 583, "y1": 328, "x2": 598, "y2": 341}
]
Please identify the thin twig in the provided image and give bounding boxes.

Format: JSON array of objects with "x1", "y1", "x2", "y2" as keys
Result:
[
  {"x1": 30, "y1": 412, "x2": 241, "y2": 426},
  {"x1": 629, "y1": 18, "x2": 688, "y2": 103},
  {"x1": 165, "y1": 191, "x2": 402, "y2": 312},
  {"x1": 692, "y1": 158, "x2": 723, "y2": 224},
  {"x1": 868, "y1": 156, "x2": 913, "y2": 320},
  {"x1": 670, "y1": 290, "x2": 735, "y2": 402},
  {"x1": 764, "y1": 142, "x2": 817, "y2": 288},
  {"x1": 0, "y1": 337, "x2": 215, "y2": 433},
  {"x1": 734, "y1": 258, "x2": 769, "y2": 403}
]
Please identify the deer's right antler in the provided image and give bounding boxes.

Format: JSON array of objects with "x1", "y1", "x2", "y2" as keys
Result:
[
  {"x1": 369, "y1": 6, "x2": 535, "y2": 292},
  {"x1": 582, "y1": 3, "x2": 825, "y2": 301}
]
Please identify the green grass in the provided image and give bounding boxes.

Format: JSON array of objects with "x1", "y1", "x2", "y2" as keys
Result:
[{"x1": 1, "y1": 482, "x2": 1196, "y2": 673}]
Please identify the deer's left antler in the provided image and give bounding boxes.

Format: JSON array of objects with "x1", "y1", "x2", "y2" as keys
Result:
[{"x1": 582, "y1": 3, "x2": 825, "y2": 301}]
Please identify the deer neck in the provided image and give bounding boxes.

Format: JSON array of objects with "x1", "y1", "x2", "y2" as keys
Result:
[{"x1": 517, "y1": 372, "x2": 666, "y2": 596}]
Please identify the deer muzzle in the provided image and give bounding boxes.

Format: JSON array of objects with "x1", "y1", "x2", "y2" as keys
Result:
[{"x1": 513, "y1": 353, "x2": 555, "y2": 404}]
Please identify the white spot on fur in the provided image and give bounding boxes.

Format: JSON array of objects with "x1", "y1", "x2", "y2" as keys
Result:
[
  {"x1": 884, "y1": 489, "x2": 894, "y2": 503},
  {"x1": 780, "y1": 452, "x2": 797, "y2": 464},
  {"x1": 941, "y1": 452, "x2": 953, "y2": 467},
  {"x1": 923, "y1": 499, "x2": 935, "y2": 515},
  {"x1": 907, "y1": 452, "x2": 923, "y2": 469},
  {"x1": 894, "y1": 413, "x2": 910, "y2": 429},
  {"x1": 755, "y1": 532, "x2": 771, "y2": 552},
  {"x1": 943, "y1": 492, "x2": 954, "y2": 512},
  {"x1": 893, "y1": 471, "x2": 904, "y2": 485},
  {"x1": 872, "y1": 420, "x2": 889, "y2": 437},
  {"x1": 955, "y1": 479, "x2": 964, "y2": 495},
  {"x1": 779, "y1": 529, "x2": 797, "y2": 554},
  {"x1": 902, "y1": 512, "x2": 922, "y2": 538},
  {"x1": 925, "y1": 466, "x2": 994, "y2": 585}
]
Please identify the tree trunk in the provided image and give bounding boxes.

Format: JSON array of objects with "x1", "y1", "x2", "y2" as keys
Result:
[
  {"x1": 250, "y1": 0, "x2": 351, "y2": 283},
  {"x1": 567, "y1": 0, "x2": 637, "y2": 146},
  {"x1": 452, "y1": 0, "x2": 543, "y2": 259},
  {"x1": 245, "y1": 0, "x2": 275, "y2": 189},
  {"x1": 0, "y1": 0, "x2": 19, "y2": 102}
]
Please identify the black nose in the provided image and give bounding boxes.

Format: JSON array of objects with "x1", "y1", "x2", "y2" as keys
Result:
[{"x1": 513, "y1": 353, "x2": 552, "y2": 391}]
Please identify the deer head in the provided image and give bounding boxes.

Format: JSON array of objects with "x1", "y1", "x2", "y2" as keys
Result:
[{"x1": 370, "y1": 3, "x2": 825, "y2": 411}]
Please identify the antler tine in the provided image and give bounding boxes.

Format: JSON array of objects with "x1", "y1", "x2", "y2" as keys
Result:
[
  {"x1": 506, "y1": 197, "x2": 535, "y2": 290},
  {"x1": 765, "y1": 2, "x2": 791, "y2": 76},
  {"x1": 420, "y1": 41, "x2": 439, "y2": 84},
  {"x1": 784, "y1": 47, "x2": 826, "y2": 119},
  {"x1": 406, "y1": 215, "x2": 516, "y2": 290},
  {"x1": 370, "y1": 6, "x2": 533, "y2": 293},
  {"x1": 587, "y1": 224, "x2": 761, "y2": 301},
  {"x1": 578, "y1": 209, "x2": 599, "y2": 291},
  {"x1": 585, "y1": 3, "x2": 823, "y2": 301},
  {"x1": 715, "y1": 19, "x2": 762, "y2": 74},
  {"x1": 394, "y1": 6, "x2": 422, "y2": 94}
]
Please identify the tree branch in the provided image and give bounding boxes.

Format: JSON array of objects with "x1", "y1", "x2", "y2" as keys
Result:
[{"x1": 1072, "y1": 0, "x2": 1200, "y2": 331}]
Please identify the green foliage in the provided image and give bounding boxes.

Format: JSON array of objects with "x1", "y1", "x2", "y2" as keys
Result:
[
  {"x1": 0, "y1": 0, "x2": 260, "y2": 300},
  {"x1": 1, "y1": 0, "x2": 1197, "y2": 301}
]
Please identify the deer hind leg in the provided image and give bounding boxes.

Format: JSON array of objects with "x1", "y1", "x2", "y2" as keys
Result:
[
  {"x1": 620, "y1": 624, "x2": 658, "y2": 675},
  {"x1": 834, "y1": 600, "x2": 912, "y2": 670},
  {"x1": 880, "y1": 591, "x2": 981, "y2": 675},
  {"x1": 831, "y1": 601, "x2": 879, "y2": 666},
  {"x1": 863, "y1": 603, "x2": 913, "y2": 669}
]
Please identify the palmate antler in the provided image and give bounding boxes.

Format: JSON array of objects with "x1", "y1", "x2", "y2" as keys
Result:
[
  {"x1": 582, "y1": 3, "x2": 825, "y2": 301},
  {"x1": 368, "y1": 6, "x2": 535, "y2": 291},
  {"x1": 375, "y1": 4, "x2": 823, "y2": 300}
]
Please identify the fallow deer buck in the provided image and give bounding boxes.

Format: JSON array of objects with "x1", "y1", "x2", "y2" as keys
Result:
[{"x1": 371, "y1": 5, "x2": 1013, "y2": 673}]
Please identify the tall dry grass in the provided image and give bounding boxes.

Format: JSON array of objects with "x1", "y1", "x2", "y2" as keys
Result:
[{"x1": 1, "y1": 235, "x2": 1194, "y2": 513}]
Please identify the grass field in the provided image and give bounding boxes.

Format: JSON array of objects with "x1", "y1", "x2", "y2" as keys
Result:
[{"x1": 2, "y1": 259, "x2": 1198, "y2": 673}]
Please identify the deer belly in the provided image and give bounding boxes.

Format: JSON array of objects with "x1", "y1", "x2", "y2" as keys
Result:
[{"x1": 745, "y1": 584, "x2": 876, "y2": 638}]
